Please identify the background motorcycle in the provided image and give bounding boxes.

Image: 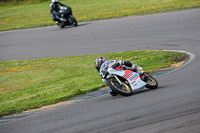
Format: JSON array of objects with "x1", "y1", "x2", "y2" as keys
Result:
[
  {"x1": 101, "y1": 65, "x2": 158, "y2": 96},
  {"x1": 55, "y1": 6, "x2": 78, "y2": 28}
]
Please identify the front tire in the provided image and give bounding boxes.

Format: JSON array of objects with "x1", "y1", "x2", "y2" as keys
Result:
[
  {"x1": 69, "y1": 15, "x2": 78, "y2": 27},
  {"x1": 107, "y1": 77, "x2": 132, "y2": 96},
  {"x1": 144, "y1": 74, "x2": 158, "y2": 89}
]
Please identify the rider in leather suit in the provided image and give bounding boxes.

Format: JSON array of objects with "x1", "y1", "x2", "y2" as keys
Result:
[
  {"x1": 50, "y1": 0, "x2": 66, "y2": 22},
  {"x1": 95, "y1": 56, "x2": 143, "y2": 74},
  {"x1": 95, "y1": 56, "x2": 145, "y2": 95}
]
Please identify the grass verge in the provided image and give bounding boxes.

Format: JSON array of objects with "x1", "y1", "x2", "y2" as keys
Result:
[
  {"x1": 0, "y1": 0, "x2": 200, "y2": 31},
  {"x1": 0, "y1": 50, "x2": 189, "y2": 117}
]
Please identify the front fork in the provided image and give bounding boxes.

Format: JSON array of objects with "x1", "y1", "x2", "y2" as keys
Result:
[
  {"x1": 140, "y1": 73, "x2": 150, "y2": 81},
  {"x1": 114, "y1": 76, "x2": 122, "y2": 85}
]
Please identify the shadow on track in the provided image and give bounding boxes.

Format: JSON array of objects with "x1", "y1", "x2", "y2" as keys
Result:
[{"x1": 54, "y1": 23, "x2": 91, "y2": 30}]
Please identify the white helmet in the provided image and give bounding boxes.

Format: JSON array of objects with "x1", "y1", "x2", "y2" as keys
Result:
[{"x1": 52, "y1": 0, "x2": 58, "y2": 3}]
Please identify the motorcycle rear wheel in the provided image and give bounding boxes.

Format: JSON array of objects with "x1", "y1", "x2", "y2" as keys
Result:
[
  {"x1": 144, "y1": 74, "x2": 158, "y2": 89},
  {"x1": 107, "y1": 77, "x2": 132, "y2": 96},
  {"x1": 57, "y1": 23, "x2": 65, "y2": 28}
]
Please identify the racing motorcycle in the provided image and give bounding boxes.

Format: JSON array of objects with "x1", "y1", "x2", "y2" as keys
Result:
[
  {"x1": 100, "y1": 63, "x2": 158, "y2": 96},
  {"x1": 55, "y1": 6, "x2": 78, "y2": 28}
]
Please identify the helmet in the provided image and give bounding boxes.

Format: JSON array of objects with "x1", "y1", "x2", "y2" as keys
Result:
[
  {"x1": 95, "y1": 56, "x2": 106, "y2": 72},
  {"x1": 52, "y1": 0, "x2": 58, "y2": 3}
]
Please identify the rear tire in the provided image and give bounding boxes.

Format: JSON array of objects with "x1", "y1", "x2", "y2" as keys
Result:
[
  {"x1": 57, "y1": 23, "x2": 65, "y2": 28},
  {"x1": 107, "y1": 77, "x2": 132, "y2": 96}
]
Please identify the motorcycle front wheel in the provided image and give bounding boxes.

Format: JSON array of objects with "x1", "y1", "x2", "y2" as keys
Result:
[
  {"x1": 144, "y1": 73, "x2": 158, "y2": 89},
  {"x1": 69, "y1": 15, "x2": 78, "y2": 27},
  {"x1": 107, "y1": 77, "x2": 132, "y2": 96}
]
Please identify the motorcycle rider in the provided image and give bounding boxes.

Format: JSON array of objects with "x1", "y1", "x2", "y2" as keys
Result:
[
  {"x1": 95, "y1": 56, "x2": 146, "y2": 96},
  {"x1": 50, "y1": 0, "x2": 67, "y2": 22},
  {"x1": 95, "y1": 56, "x2": 144, "y2": 73}
]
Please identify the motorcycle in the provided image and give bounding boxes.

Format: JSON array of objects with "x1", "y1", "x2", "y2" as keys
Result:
[
  {"x1": 100, "y1": 63, "x2": 158, "y2": 96},
  {"x1": 55, "y1": 6, "x2": 78, "y2": 28}
]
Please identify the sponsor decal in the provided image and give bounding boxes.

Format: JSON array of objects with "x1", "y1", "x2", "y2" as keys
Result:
[
  {"x1": 131, "y1": 81, "x2": 136, "y2": 84},
  {"x1": 123, "y1": 70, "x2": 140, "y2": 82},
  {"x1": 134, "y1": 75, "x2": 140, "y2": 80},
  {"x1": 129, "y1": 74, "x2": 138, "y2": 81},
  {"x1": 123, "y1": 70, "x2": 133, "y2": 78}
]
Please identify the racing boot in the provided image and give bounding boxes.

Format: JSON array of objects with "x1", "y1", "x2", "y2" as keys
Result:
[{"x1": 108, "y1": 89, "x2": 117, "y2": 96}]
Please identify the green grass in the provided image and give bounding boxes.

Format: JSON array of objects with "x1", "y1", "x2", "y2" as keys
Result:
[
  {"x1": 0, "y1": 0, "x2": 200, "y2": 31},
  {"x1": 0, "y1": 50, "x2": 189, "y2": 117}
]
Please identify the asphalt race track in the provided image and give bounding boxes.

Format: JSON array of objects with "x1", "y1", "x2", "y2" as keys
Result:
[{"x1": 1, "y1": 9, "x2": 200, "y2": 133}]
